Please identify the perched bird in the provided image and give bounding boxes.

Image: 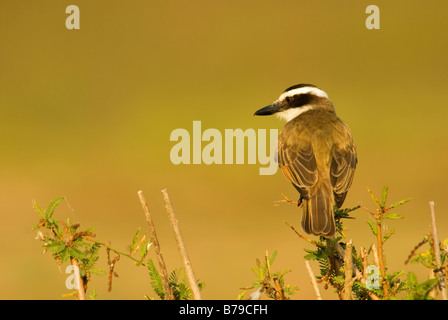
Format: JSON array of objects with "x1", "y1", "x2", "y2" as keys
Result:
[{"x1": 254, "y1": 84, "x2": 357, "y2": 237}]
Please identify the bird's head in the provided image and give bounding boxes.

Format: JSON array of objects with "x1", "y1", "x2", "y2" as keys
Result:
[{"x1": 254, "y1": 84, "x2": 335, "y2": 122}]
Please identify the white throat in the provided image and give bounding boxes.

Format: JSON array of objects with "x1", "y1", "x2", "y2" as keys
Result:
[{"x1": 275, "y1": 105, "x2": 313, "y2": 122}]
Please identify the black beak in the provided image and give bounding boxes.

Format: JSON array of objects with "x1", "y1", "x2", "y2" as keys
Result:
[{"x1": 254, "y1": 104, "x2": 281, "y2": 116}]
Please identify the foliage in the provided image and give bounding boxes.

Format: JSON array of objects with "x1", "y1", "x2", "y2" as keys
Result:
[
  {"x1": 33, "y1": 196, "x2": 204, "y2": 300},
  {"x1": 298, "y1": 187, "x2": 446, "y2": 300},
  {"x1": 240, "y1": 250, "x2": 298, "y2": 300},
  {"x1": 33, "y1": 196, "x2": 105, "y2": 297},
  {"x1": 34, "y1": 187, "x2": 447, "y2": 300}
]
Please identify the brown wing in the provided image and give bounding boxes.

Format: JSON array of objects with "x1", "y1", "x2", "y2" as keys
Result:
[
  {"x1": 330, "y1": 142, "x2": 357, "y2": 207},
  {"x1": 278, "y1": 137, "x2": 318, "y2": 199}
]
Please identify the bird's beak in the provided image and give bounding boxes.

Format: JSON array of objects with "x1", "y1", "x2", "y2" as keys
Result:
[{"x1": 254, "y1": 103, "x2": 281, "y2": 116}]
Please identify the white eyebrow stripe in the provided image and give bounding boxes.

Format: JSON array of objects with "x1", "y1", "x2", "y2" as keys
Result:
[
  {"x1": 278, "y1": 87, "x2": 328, "y2": 101},
  {"x1": 275, "y1": 105, "x2": 313, "y2": 122}
]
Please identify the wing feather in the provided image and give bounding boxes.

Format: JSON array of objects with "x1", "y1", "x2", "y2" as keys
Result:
[
  {"x1": 330, "y1": 144, "x2": 357, "y2": 207},
  {"x1": 278, "y1": 140, "x2": 318, "y2": 195}
]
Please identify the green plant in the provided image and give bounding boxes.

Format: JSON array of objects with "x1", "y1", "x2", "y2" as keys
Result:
[
  {"x1": 240, "y1": 250, "x2": 298, "y2": 300},
  {"x1": 33, "y1": 196, "x2": 204, "y2": 300},
  {"x1": 288, "y1": 187, "x2": 445, "y2": 300}
]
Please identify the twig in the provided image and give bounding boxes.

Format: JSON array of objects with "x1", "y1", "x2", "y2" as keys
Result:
[
  {"x1": 304, "y1": 260, "x2": 322, "y2": 300},
  {"x1": 352, "y1": 247, "x2": 380, "y2": 300},
  {"x1": 404, "y1": 237, "x2": 429, "y2": 265},
  {"x1": 360, "y1": 247, "x2": 368, "y2": 275},
  {"x1": 84, "y1": 237, "x2": 143, "y2": 265},
  {"x1": 284, "y1": 221, "x2": 316, "y2": 245},
  {"x1": 138, "y1": 190, "x2": 173, "y2": 300},
  {"x1": 429, "y1": 201, "x2": 448, "y2": 300},
  {"x1": 161, "y1": 189, "x2": 202, "y2": 300},
  {"x1": 274, "y1": 193, "x2": 299, "y2": 206},
  {"x1": 273, "y1": 278, "x2": 286, "y2": 300},
  {"x1": 371, "y1": 244, "x2": 380, "y2": 268},
  {"x1": 106, "y1": 248, "x2": 120, "y2": 292},
  {"x1": 374, "y1": 213, "x2": 389, "y2": 299},
  {"x1": 343, "y1": 240, "x2": 354, "y2": 300},
  {"x1": 70, "y1": 258, "x2": 86, "y2": 300}
]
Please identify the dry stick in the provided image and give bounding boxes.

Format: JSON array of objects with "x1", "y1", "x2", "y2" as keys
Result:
[
  {"x1": 70, "y1": 258, "x2": 86, "y2": 300},
  {"x1": 374, "y1": 217, "x2": 389, "y2": 299},
  {"x1": 371, "y1": 244, "x2": 380, "y2": 268},
  {"x1": 429, "y1": 201, "x2": 448, "y2": 300},
  {"x1": 284, "y1": 221, "x2": 316, "y2": 245},
  {"x1": 355, "y1": 247, "x2": 380, "y2": 300},
  {"x1": 343, "y1": 240, "x2": 354, "y2": 300},
  {"x1": 304, "y1": 260, "x2": 322, "y2": 300},
  {"x1": 162, "y1": 189, "x2": 202, "y2": 300},
  {"x1": 360, "y1": 247, "x2": 368, "y2": 276},
  {"x1": 138, "y1": 190, "x2": 173, "y2": 300}
]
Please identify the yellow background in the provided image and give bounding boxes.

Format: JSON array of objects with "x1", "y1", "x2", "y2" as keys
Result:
[{"x1": 1, "y1": 1, "x2": 447, "y2": 299}]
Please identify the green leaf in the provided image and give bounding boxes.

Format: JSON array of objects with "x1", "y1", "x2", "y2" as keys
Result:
[
  {"x1": 383, "y1": 229, "x2": 395, "y2": 242},
  {"x1": 381, "y1": 186, "x2": 388, "y2": 207},
  {"x1": 139, "y1": 241, "x2": 149, "y2": 258},
  {"x1": 389, "y1": 198, "x2": 412, "y2": 210},
  {"x1": 68, "y1": 247, "x2": 87, "y2": 261},
  {"x1": 85, "y1": 227, "x2": 95, "y2": 233},
  {"x1": 304, "y1": 252, "x2": 318, "y2": 260},
  {"x1": 252, "y1": 266, "x2": 264, "y2": 281},
  {"x1": 268, "y1": 250, "x2": 278, "y2": 267},
  {"x1": 367, "y1": 188, "x2": 382, "y2": 209},
  {"x1": 130, "y1": 227, "x2": 141, "y2": 254},
  {"x1": 60, "y1": 249, "x2": 70, "y2": 262},
  {"x1": 45, "y1": 196, "x2": 65, "y2": 219},
  {"x1": 237, "y1": 291, "x2": 246, "y2": 300},
  {"x1": 44, "y1": 241, "x2": 66, "y2": 254},
  {"x1": 384, "y1": 213, "x2": 403, "y2": 220},
  {"x1": 367, "y1": 220, "x2": 377, "y2": 236},
  {"x1": 87, "y1": 268, "x2": 107, "y2": 276},
  {"x1": 89, "y1": 288, "x2": 97, "y2": 300},
  {"x1": 406, "y1": 272, "x2": 418, "y2": 287},
  {"x1": 33, "y1": 200, "x2": 46, "y2": 219},
  {"x1": 405, "y1": 272, "x2": 438, "y2": 300},
  {"x1": 147, "y1": 258, "x2": 165, "y2": 300}
]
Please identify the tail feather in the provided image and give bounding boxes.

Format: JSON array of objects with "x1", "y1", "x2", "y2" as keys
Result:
[{"x1": 301, "y1": 186, "x2": 336, "y2": 237}]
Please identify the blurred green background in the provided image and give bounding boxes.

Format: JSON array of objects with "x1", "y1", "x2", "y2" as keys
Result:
[{"x1": 1, "y1": 0, "x2": 447, "y2": 299}]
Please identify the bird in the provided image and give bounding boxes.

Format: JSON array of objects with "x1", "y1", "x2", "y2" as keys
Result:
[{"x1": 254, "y1": 84, "x2": 357, "y2": 237}]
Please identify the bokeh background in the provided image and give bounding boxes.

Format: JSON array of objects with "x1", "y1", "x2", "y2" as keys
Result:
[{"x1": 1, "y1": 0, "x2": 447, "y2": 300}]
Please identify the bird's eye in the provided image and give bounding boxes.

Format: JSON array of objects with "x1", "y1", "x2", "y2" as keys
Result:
[{"x1": 285, "y1": 97, "x2": 291, "y2": 103}]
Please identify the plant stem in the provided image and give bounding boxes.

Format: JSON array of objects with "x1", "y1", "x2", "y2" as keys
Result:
[
  {"x1": 70, "y1": 258, "x2": 86, "y2": 300},
  {"x1": 162, "y1": 189, "x2": 202, "y2": 300},
  {"x1": 429, "y1": 201, "x2": 448, "y2": 300},
  {"x1": 84, "y1": 237, "x2": 143, "y2": 265},
  {"x1": 375, "y1": 213, "x2": 389, "y2": 299},
  {"x1": 343, "y1": 240, "x2": 354, "y2": 300},
  {"x1": 304, "y1": 260, "x2": 322, "y2": 300},
  {"x1": 138, "y1": 190, "x2": 174, "y2": 300}
]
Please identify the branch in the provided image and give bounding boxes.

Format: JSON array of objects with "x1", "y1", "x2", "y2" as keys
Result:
[
  {"x1": 138, "y1": 190, "x2": 174, "y2": 300},
  {"x1": 161, "y1": 189, "x2": 202, "y2": 300},
  {"x1": 374, "y1": 213, "x2": 389, "y2": 299},
  {"x1": 70, "y1": 258, "x2": 86, "y2": 300},
  {"x1": 84, "y1": 237, "x2": 142, "y2": 265},
  {"x1": 343, "y1": 240, "x2": 355, "y2": 300},
  {"x1": 274, "y1": 193, "x2": 299, "y2": 206},
  {"x1": 429, "y1": 201, "x2": 448, "y2": 300},
  {"x1": 284, "y1": 221, "x2": 316, "y2": 245},
  {"x1": 304, "y1": 260, "x2": 322, "y2": 300}
]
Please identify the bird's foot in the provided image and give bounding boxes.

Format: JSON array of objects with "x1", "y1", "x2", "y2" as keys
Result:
[{"x1": 297, "y1": 196, "x2": 303, "y2": 207}]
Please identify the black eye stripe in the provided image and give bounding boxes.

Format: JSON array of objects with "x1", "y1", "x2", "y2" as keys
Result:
[{"x1": 283, "y1": 93, "x2": 315, "y2": 107}]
